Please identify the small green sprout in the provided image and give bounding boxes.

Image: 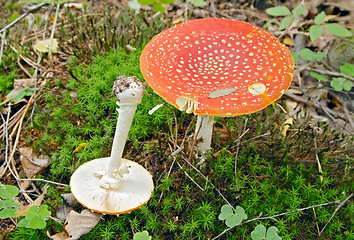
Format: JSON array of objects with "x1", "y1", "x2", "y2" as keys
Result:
[
  {"x1": 0, "y1": 87, "x2": 38, "y2": 106},
  {"x1": 309, "y1": 11, "x2": 352, "y2": 41},
  {"x1": 17, "y1": 205, "x2": 51, "y2": 229},
  {"x1": 310, "y1": 72, "x2": 328, "y2": 82},
  {"x1": 186, "y1": 0, "x2": 207, "y2": 7},
  {"x1": 265, "y1": 4, "x2": 306, "y2": 30},
  {"x1": 218, "y1": 205, "x2": 247, "y2": 228},
  {"x1": 0, "y1": 184, "x2": 20, "y2": 219},
  {"x1": 251, "y1": 225, "x2": 282, "y2": 240},
  {"x1": 266, "y1": 5, "x2": 352, "y2": 41},
  {"x1": 291, "y1": 48, "x2": 326, "y2": 64},
  {"x1": 133, "y1": 230, "x2": 152, "y2": 240}
]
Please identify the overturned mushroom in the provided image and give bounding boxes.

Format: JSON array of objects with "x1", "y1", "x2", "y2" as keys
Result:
[
  {"x1": 140, "y1": 18, "x2": 294, "y2": 152},
  {"x1": 70, "y1": 76, "x2": 154, "y2": 214}
]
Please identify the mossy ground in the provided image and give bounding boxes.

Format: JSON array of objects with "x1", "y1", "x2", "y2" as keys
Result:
[{"x1": 1, "y1": 3, "x2": 353, "y2": 240}]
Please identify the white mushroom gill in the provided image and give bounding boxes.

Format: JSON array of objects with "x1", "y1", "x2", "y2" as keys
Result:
[
  {"x1": 176, "y1": 96, "x2": 198, "y2": 114},
  {"x1": 97, "y1": 76, "x2": 145, "y2": 189}
]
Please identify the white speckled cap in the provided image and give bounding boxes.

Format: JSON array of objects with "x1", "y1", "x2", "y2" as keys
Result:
[{"x1": 140, "y1": 18, "x2": 294, "y2": 116}]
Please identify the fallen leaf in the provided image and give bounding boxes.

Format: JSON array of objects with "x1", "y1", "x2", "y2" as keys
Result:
[
  {"x1": 172, "y1": 17, "x2": 184, "y2": 25},
  {"x1": 73, "y1": 143, "x2": 87, "y2": 153},
  {"x1": 56, "y1": 193, "x2": 79, "y2": 221},
  {"x1": 283, "y1": 37, "x2": 294, "y2": 46},
  {"x1": 48, "y1": 210, "x2": 101, "y2": 240},
  {"x1": 16, "y1": 187, "x2": 47, "y2": 217},
  {"x1": 61, "y1": 193, "x2": 80, "y2": 208},
  {"x1": 33, "y1": 39, "x2": 58, "y2": 54},
  {"x1": 281, "y1": 118, "x2": 294, "y2": 137},
  {"x1": 20, "y1": 147, "x2": 49, "y2": 179}
]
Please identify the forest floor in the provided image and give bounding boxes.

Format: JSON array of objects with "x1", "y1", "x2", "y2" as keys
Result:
[{"x1": 0, "y1": 0, "x2": 353, "y2": 239}]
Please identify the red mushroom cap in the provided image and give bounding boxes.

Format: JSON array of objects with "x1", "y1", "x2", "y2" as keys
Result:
[{"x1": 140, "y1": 18, "x2": 294, "y2": 116}]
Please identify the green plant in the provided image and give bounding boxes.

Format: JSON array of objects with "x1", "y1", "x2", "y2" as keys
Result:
[
  {"x1": 251, "y1": 225, "x2": 282, "y2": 240},
  {"x1": 310, "y1": 63, "x2": 353, "y2": 92},
  {"x1": 0, "y1": 87, "x2": 38, "y2": 106},
  {"x1": 138, "y1": 0, "x2": 174, "y2": 13},
  {"x1": 309, "y1": 11, "x2": 352, "y2": 42},
  {"x1": 17, "y1": 205, "x2": 51, "y2": 229},
  {"x1": 0, "y1": 184, "x2": 20, "y2": 219},
  {"x1": 330, "y1": 63, "x2": 354, "y2": 91},
  {"x1": 133, "y1": 230, "x2": 152, "y2": 240},
  {"x1": 0, "y1": 184, "x2": 51, "y2": 230},
  {"x1": 266, "y1": 5, "x2": 352, "y2": 41},
  {"x1": 218, "y1": 205, "x2": 247, "y2": 228},
  {"x1": 291, "y1": 47, "x2": 326, "y2": 64},
  {"x1": 265, "y1": 4, "x2": 306, "y2": 30},
  {"x1": 131, "y1": 0, "x2": 207, "y2": 13},
  {"x1": 218, "y1": 204, "x2": 282, "y2": 239}
]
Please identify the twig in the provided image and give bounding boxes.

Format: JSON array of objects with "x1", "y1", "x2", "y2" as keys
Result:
[
  {"x1": 208, "y1": 0, "x2": 216, "y2": 18},
  {"x1": 284, "y1": 91, "x2": 352, "y2": 134},
  {"x1": 306, "y1": 67, "x2": 354, "y2": 83},
  {"x1": 0, "y1": 31, "x2": 5, "y2": 65},
  {"x1": 277, "y1": 2, "x2": 305, "y2": 39},
  {"x1": 175, "y1": 158, "x2": 203, "y2": 191},
  {"x1": 234, "y1": 118, "x2": 249, "y2": 191},
  {"x1": 319, "y1": 193, "x2": 353, "y2": 235},
  {"x1": 0, "y1": 104, "x2": 26, "y2": 140},
  {"x1": 180, "y1": 155, "x2": 235, "y2": 210},
  {"x1": 312, "y1": 207, "x2": 320, "y2": 236},
  {"x1": 0, "y1": 3, "x2": 47, "y2": 33},
  {"x1": 17, "y1": 178, "x2": 69, "y2": 187},
  {"x1": 212, "y1": 200, "x2": 342, "y2": 240},
  {"x1": 48, "y1": 2, "x2": 60, "y2": 59}
]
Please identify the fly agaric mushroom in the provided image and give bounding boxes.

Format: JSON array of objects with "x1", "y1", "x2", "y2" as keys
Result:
[
  {"x1": 70, "y1": 76, "x2": 154, "y2": 214},
  {"x1": 140, "y1": 18, "x2": 294, "y2": 152}
]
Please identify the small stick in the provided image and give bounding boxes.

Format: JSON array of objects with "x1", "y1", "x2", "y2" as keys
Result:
[
  {"x1": 17, "y1": 178, "x2": 68, "y2": 187},
  {"x1": 234, "y1": 118, "x2": 248, "y2": 191},
  {"x1": 306, "y1": 67, "x2": 354, "y2": 83},
  {"x1": 212, "y1": 200, "x2": 342, "y2": 240},
  {"x1": 0, "y1": 31, "x2": 5, "y2": 64},
  {"x1": 0, "y1": 3, "x2": 47, "y2": 33},
  {"x1": 319, "y1": 193, "x2": 353, "y2": 235},
  {"x1": 181, "y1": 155, "x2": 235, "y2": 210}
]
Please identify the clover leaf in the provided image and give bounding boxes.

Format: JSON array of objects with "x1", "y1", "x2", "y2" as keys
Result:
[
  {"x1": 340, "y1": 63, "x2": 354, "y2": 77},
  {"x1": 0, "y1": 184, "x2": 20, "y2": 219},
  {"x1": 251, "y1": 225, "x2": 282, "y2": 240},
  {"x1": 18, "y1": 205, "x2": 51, "y2": 229},
  {"x1": 133, "y1": 230, "x2": 152, "y2": 240},
  {"x1": 0, "y1": 184, "x2": 19, "y2": 199},
  {"x1": 330, "y1": 77, "x2": 353, "y2": 91},
  {"x1": 218, "y1": 205, "x2": 247, "y2": 227}
]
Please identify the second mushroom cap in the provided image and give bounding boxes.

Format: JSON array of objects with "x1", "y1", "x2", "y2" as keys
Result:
[{"x1": 140, "y1": 18, "x2": 294, "y2": 116}]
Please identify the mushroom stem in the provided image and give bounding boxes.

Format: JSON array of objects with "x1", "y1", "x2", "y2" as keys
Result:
[
  {"x1": 106, "y1": 102, "x2": 137, "y2": 177},
  {"x1": 195, "y1": 115, "x2": 214, "y2": 152},
  {"x1": 98, "y1": 76, "x2": 145, "y2": 189}
]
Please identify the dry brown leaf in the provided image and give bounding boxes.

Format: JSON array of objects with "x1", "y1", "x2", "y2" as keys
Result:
[
  {"x1": 2, "y1": 78, "x2": 36, "y2": 107},
  {"x1": 281, "y1": 118, "x2": 294, "y2": 138},
  {"x1": 20, "y1": 147, "x2": 49, "y2": 179},
  {"x1": 48, "y1": 210, "x2": 101, "y2": 240},
  {"x1": 16, "y1": 187, "x2": 46, "y2": 217},
  {"x1": 33, "y1": 39, "x2": 58, "y2": 54},
  {"x1": 56, "y1": 193, "x2": 79, "y2": 221}
]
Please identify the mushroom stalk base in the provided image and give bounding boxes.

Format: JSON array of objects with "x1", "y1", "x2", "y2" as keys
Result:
[
  {"x1": 195, "y1": 115, "x2": 214, "y2": 152},
  {"x1": 70, "y1": 157, "x2": 154, "y2": 215}
]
